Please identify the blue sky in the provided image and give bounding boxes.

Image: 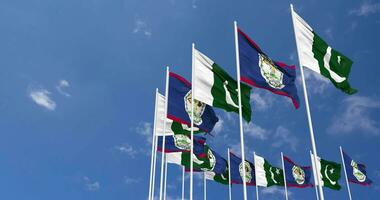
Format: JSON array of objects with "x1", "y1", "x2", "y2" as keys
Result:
[{"x1": 0, "y1": 0, "x2": 379, "y2": 199}]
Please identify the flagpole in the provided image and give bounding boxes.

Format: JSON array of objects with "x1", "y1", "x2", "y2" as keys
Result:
[
  {"x1": 190, "y1": 43, "x2": 195, "y2": 200},
  {"x1": 340, "y1": 146, "x2": 353, "y2": 200},
  {"x1": 234, "y1": 20, "x2": 248, "y2": 200},
  {"x1": 290, "y1": 4, "x2": 324, "y2": 200},
  {"x1": 310, "y1": 150, "x2": 320, "y2": 200},
  {"x1": 163, "y1": 159, "x2": 168, "y2": 200},
  {"x1": 159, "y1": 67, "x2": 170, "y2": 200},
  {"x1": 281, "y1": 152, "x2": 289, "y2": 200},
  {"x1": 204, "y1": 172, "x2": 207, "y2": 200},
  {"x1": 152, "y1": 130, "x2": 158, "y2": 200},
  {"x1": 148, "y1": 88, "x2": 159, "y2": 200},
  {"x1": 182, "y1": 166, "x2": 185, "y2": 200},
  {"x1": 228, "y1": 148, "x2": 232, "y2": 200},
  {"x1": 254, "y1": 152, "x2": 259, "y2": 200}
]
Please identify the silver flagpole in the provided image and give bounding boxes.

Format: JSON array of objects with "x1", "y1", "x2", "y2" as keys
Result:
[
  {"x1": 254, "y1": 152, "x2": 259, "y2": 200},
  {"x1": 228, "y1": 148, "x2": 232, "y2": 200},
  {"x1": 340, "y1": 146, "x2": 353, "y2": 200},
  {"x1": 190, "y1": 43, "x2": 195, "y2": 200},
  {"x1": 233, "y1": 20, "x2": 248, "y2": 200},
  {"x1": 182, "y1": 166, "x2": 185, "y2": 200},
  {"x1": 281, "y1": 152, "x2": 289, "y2": 200},
  {"x1": 159, "y1": 67, "x2": 170, "y2": 200},
  {"x1": 163, "y1": 159, "x2": 168, "y2": 200},
  {"x1": 204, "y1": 172, "x2": 207, "y2": 200},
  {"x1": 290, "y1": 4, "x2": 324, "y2": 200},
  {"x1": 310, "y1": 150, "x2": 320, "y2": 200},
  {"x1": 148, "y1": 89, "x2": 159, "y2": 200},
  {"x1": 151, "y1": 127, "x2": 159, "y2": 200}
]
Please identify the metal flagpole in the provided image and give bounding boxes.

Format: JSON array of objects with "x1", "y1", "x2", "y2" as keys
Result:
[
  {"x1": 163, "y1": 159, "x2": 168, "y2": 200},
  {"x1": 190, "y1": 43, "x2": 195, "y2": 200},
  {"x1": 151, "y1": 128, "x2": 159, "y2": 200},
  {"x1": 310, "y1": 150, "x2": 320, "y2": 200},
  {"x1": 159, "y1": 67, "x2": 170, "y2": 200},
  {"x1": 228, "y1": 148, "x2": 232, "y2": 200},
  {"x1": 254, "y1": 152, "x2": 259, "y2": 200},
  {"x1": 281, "y1": 152, "x2": 289, "y2": 200},
  {"x1": 204, "y1": 173, "x2": 207, "y2": 200},
  {"x1": 182, "y1": 166, "x2": 185, "y2": 200},
  {"x1": 148, "y1": 89, "x2": 159, "y2": 200},
  {"x1": 233, "y1": 20, "x2": 248, "y2": 200},
  {"x1": 290, "y1": 4, "x2": 325, "y2": 200},
  {"x1": 340, "y1": 146, "x2": 353, "y2": 200}
]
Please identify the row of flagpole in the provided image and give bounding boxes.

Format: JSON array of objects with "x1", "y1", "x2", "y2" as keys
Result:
[{"x1": 147, "y1": 4, "x2": 359, "y2": 200}]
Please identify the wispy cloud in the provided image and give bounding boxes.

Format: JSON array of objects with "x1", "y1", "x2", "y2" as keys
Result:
[
  {"x1": 136, "y1": 122, "x2": 153, "y2": 143},
  {"x1": 213, "y1": 119, "x2": 224, "y2": 135},
  {"x1": 328, "y1": 96, "x2": 380, "y2": 135},
  {"x1": 350, "y1": 1, "x2": 380, "y2": 16},
  {"x1": 124, "y1": 177, "x2": 141, "y2": 184},
  {"x1": 244, "y1": 122, "x2": 269, "y2": 140},
  {"x1": 261, "y1": 187, "x2": 292, "y2": 197},
  {"x1": 83, "y1": 176, "x2": 100, "y2": 191},
  {"x1": 250, "y1": 91, "x2": 275, "y2": 111},
  {"x1": 272, "y1": 126, "x2": 299, "y2": 152},
  {"x1": 56, "y1": 79, "x2": 71, "y2": 97},
  {"x1": 114, "y1": 143, "x2": 138, "y2": 158},
  {"x1": 133, "y1": 19, "x2": 152, "y2": 37},
  {"x1": 191, "y1": 0, "x2": 198, "y2": 9},
  {"x1": 29, "y1": 88, "x2": 56, "y2": 111}
]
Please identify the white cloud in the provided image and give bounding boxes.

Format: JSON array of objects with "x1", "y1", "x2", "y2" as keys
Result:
[
  {"x1": 124, "y1": 177, "x2": 141, "y2": 184},
  {"x1": 244, "y1": 122, "x2": 269, "y2": 140},
  {"x1": 328, "y1": 96, "x2": 380, "y2": 135},
  {"x1": 136, "y1": 122, "x2": 153, "y2": 143},
  {"x1": 56, "y1": 79, "x2": 71, "y2": 97},
  {"x1": 29, "y1": 88, "x2": 56, "y2": 111},
  {"x1": 115, "y1": 143, "x2": 138, "y2": 158},
  {"x1": 250, "y1": 91, "x2": 275, "y2": 111},
  {"x1": 350, "y1": 1, "x2": 380, "y2": 16},
  {"x1": 271, "y1": 126, "x2": 299, "y2": 152},
  {"x1": 83, "y1": 176, "x2": 100, "y2": 191},
  {"x1": 213, "y1": 119, "x2": 224, "y2": 135},
  {"x1": 261, "y1": 187, "x2": 292, "y2": 197},
  {"x1": 133, "y1": 19, "x2": 152, "y2": 37}
]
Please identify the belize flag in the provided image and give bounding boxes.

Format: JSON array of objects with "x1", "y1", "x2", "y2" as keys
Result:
[
  {"x1": 342, "y1": 150, "x2": 372, "y2": 186},
  {"x1": 283, "y1": 156, "x2": 313, "y2": 188},
  {"x1": 157, "y1": 135, "x2": 206, "y2": 154},
  {"x1": 167, "y1": 72, "x2": 219, "y2": 132},
  {"x1": 238, "y1": 28, "x2": 300, "y2": 108},
  {"x1": 229, "y1": 152, "x2": 255, "y2": 185}
]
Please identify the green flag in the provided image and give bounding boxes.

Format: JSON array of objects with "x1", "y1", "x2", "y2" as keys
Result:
[
  {"x1": 254, "y1": 154, "x2": 284, "y2": 187},
  {"x1": 311, "y1": 154, "x2": 342, "y2": 190},
  {"x1": 292, "y1": 9, "x2": 357, "y2": 94},
  {"x1": 205, "y1": 170, "x2": 229, "y2": 185},
  {"x1": 193, "y1": 48, "x2": 252, "y2": 122}
]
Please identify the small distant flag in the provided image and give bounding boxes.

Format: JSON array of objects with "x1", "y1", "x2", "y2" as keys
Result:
[
  {"x1": 342, "y1": 150, "x2": 372, "y2": 186},
  {"x1": 237, "y1": 28, "x2": 300, "y2": 108},
  {"x1": 229, "y1": 152, "x2": 256, "y2": 185},
  {"x1": 283, "y1": 155, "x2": 313, "y2": 188},
  {"x1": 292, "y1": 8, "x2": 357, "y2": 94},
  {"x1": 254, "y1": 154, "x2": 284, "y2": 187},
  {"x1": 205, "y1": 170, "x2": 230, "y2": 185},
  {"x1": 167, "y1": 72, "x2": 219, "y2": 133}
]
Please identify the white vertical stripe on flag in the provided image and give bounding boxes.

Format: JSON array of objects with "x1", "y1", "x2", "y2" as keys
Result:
[
  {"x1": 254, "y1": 154, "x2": 268, "y2": 187},
  {"x1": 155, "y1": 93, "x2": 174, "y2": 136},
  {"x1": 193, "y1": 48, "x2": 215, "y2": 106},
  {"x1": 292, "y1": 9, "x2": 321, "y2": 74},
  {"x1": 310, "y1": 153, "x2": 324, "y2": 186}
]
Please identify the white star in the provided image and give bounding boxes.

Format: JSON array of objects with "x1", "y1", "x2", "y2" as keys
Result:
[
  {"x1": 330, "y1": 168, "x2": 335, "y2": 174},
  {"x1": 337, "y1": 56, "x2": 341, "y2": 65}
]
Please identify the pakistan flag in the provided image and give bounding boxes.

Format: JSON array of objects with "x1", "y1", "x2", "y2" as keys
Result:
[
  {"x1": 311, "y1": 154, "x2": 342, "y2": 190},
  {"x1": 193, "y1": 48, "x2": 252, "y2": 122},
  {"x1": 205, "y1": 169, "x2": 229, "y2": 185},
  {"x1": 292, "y1": 9, "x2": 357, "y2": 94},
  {"x1": 254, "y1": 154, "x2": 284, "y2": 187}
]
